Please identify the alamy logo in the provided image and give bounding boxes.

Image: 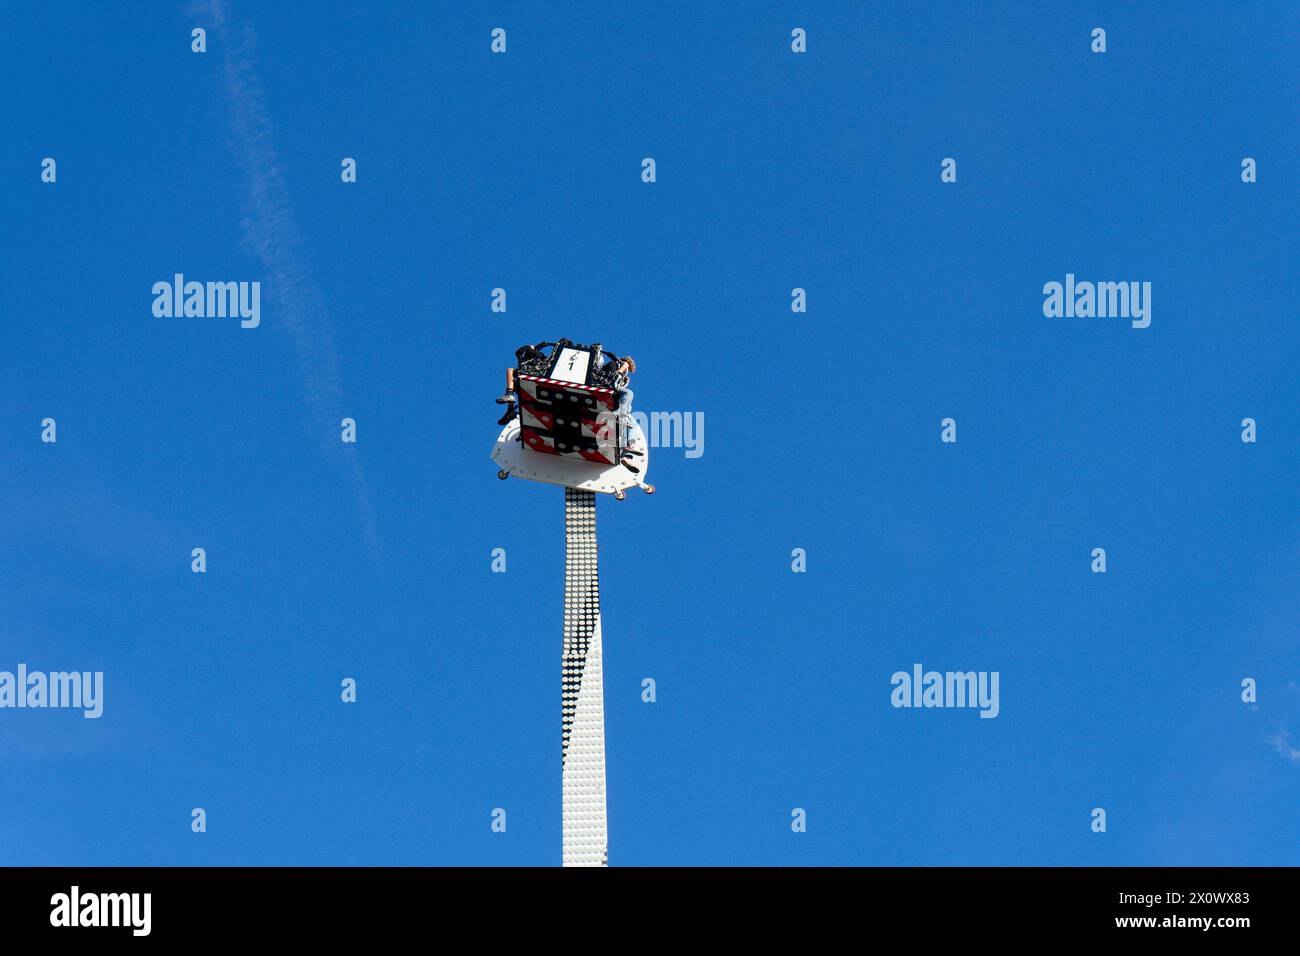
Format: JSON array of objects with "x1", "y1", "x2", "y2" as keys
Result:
[
  {"x1": 595, "y1": 410, "x2": 705, "y2": 459},
  {"x1": 0, "y1": 664, "x2": 103, "y2": 718},
  {"x1": 50, "y1": 886, "x2": 151, "y2": 936},
  {"x1": 890, "y1": 663, "x2": 1000, "y2": 718},
  {"x1": 1042, "y1": 273, "x2": 1151, "y2": 328},
  {"x1": 152, "y1": 274, "x2": 261, "y2": 328}
]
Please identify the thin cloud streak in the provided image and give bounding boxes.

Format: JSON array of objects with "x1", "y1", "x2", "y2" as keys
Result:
[
  {"x1": 197, "y1": 0, "x2": 381, "y2": 558},
  {"x1": 1268, "y1": 727, "x2": 1300, "y2": 764}
]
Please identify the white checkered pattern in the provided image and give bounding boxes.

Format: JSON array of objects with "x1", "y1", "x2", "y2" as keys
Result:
[{"x1": 561, "y1": 487, "x2": 608, "y2": 867}]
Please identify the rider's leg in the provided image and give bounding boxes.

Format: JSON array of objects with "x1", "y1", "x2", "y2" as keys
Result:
[{"x1": 495, "y1": 367, "x2": 516, "y2": 404}]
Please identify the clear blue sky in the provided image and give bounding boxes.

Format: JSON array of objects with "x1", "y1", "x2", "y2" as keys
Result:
[{"x1": 2, "y1": 2, "x2": 1297, "y2": 866}]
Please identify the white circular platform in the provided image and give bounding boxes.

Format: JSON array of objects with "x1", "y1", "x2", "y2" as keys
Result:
[{"x1": 491, "y1": 418, "x2": 650, "y2": 495}]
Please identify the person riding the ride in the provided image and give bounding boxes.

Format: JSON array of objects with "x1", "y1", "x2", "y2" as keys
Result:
[{"x1": 495, "y1": 343, "x2": 641, "y2": 474}]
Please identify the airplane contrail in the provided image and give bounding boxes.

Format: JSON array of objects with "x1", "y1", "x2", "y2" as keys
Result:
[{"x1": 195, "y1": 0, "x2": 381, "y2": 559}]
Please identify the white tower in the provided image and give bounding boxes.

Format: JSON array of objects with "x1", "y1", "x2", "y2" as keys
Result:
[{"x1": 560, "y1": 488, "x2": 607, "y2": 865}]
